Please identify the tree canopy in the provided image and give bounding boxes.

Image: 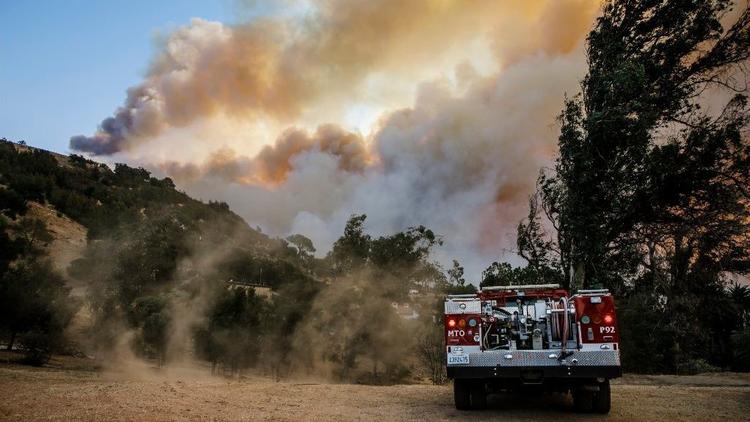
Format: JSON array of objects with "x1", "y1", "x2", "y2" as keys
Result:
[{"x1": 518, "y1": 0, "x2": 750, "y2": 372}]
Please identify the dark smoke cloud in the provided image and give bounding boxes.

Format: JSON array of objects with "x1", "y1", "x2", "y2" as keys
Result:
[
  {"x1": 71, "y1": 0, "x2": 601, "y2": 279},
  {"x1": 161, "y1": 124, "x2": 370, "y2": 185},
  {"x1": 71, "y1": 85, "x2": 165, "y2": 155},
  {"x1": 66, "y1": 1, "x2": 477, "y2": 154},
  {"x1": 168, "y1": 53, "x2": 586, "y2": 280},
  {"x1": 70, "y1": 1, "x2": 598, "y2": 155},
  {"x1": 254, "y1": 124, "x2": 370, "y2": 184}
]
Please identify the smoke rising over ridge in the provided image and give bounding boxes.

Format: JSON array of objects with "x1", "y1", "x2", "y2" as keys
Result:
[{"x1": 71, "y1": 0, "x2": 600, "y2": 279}]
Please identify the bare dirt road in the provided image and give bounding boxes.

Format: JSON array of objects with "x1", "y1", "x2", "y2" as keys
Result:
[{"x1": 1, "y1": 358, "x2": 748, "y2": 421}]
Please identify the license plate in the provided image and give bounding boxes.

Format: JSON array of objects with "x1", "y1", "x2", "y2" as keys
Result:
[{"x1": 447, "y1": 355, "x2": 469, "y2": 365}]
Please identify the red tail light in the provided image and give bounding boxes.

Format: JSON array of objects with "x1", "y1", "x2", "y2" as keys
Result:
[
  {"x1": 448, "y1": 318, "x2": 456, "y2": 327},
  {"x1": 603, "y1": 314, "x2": 613, "y2": 324}
]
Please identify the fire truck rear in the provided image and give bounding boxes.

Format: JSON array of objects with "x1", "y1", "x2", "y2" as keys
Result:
[{"x1": 444, "y1": 284, "x2": 621, "y2": 413}]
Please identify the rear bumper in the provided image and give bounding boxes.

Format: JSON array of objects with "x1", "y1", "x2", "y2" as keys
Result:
[
  {"x1": 446, "y1": 349, "x2": 621, "y2": 380},
  {"x1": 447, "y1": 364, "x2": 621, "y2": 379}
]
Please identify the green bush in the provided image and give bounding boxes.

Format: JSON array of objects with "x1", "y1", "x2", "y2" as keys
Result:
[{"x1": 677, "y1": 359, "x2": 721, "y2": 375}]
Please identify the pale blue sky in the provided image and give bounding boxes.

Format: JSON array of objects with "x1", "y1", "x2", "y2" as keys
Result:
[{"x1": 0, "y1": 1, "x2": 267, "y2": 153}]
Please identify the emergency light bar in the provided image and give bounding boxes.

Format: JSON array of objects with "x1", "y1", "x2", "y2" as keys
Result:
[
  {"x1": 576, "y1": 289, "x2": 610, "y2": 295},
  {"x1": 445, "y1": 294, "x2": 479, "y2": 299},
  {"x1": 481, "y1": 284, "x2": 560, "y2": 292}
]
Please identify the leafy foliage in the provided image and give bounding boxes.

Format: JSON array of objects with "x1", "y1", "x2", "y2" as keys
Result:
[
  {"x1": 481, "y1": 262, "x2": 545, "y2": 288},
  {"x1": 128, "y1": 295, "x2": 171, "y2": 365},
  {"x1": 0, "y1": 259, "x2": 78, "y2": 365},
  {"x1": 194, "y1": 288, "x2": 265, "y2": 375},
  {"x1": 517, "y1": 0, "x2": 750, "y2": 372},
  {"x1": 0, "y1": 165, "x2": 78, "y2": 364}
]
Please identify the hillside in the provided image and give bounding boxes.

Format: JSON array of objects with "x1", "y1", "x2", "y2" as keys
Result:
[
  {"x1": 0, "y1": 139, "x2": 314, "y2": 290},
  {"x1": 25, "y1": 202, "x2": 86, "y2": 287},
  {"x1": 0, "y1": 140, "x2": 265, "y2": 243},
  {"x1": 0, "y1": 138, "x2": 453, "y2": 383},
  {"x1": 0, "y1": 138, "x2": 328, "y2": 366}
]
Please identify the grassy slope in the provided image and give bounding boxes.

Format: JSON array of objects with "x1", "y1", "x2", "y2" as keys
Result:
[{"x1": 0, "y1": 139, "x2": 313, "y2": 290}]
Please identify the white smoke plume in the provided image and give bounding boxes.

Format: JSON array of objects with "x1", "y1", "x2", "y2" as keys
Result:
[{"x1": 70, "y1": 0, "x2": 600, "y2": 280}]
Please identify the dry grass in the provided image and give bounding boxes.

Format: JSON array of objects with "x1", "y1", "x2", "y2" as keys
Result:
[
  {"x1": 1, "y1": 355, "x2": 748, "y2": 421},
  {"x1": 25, "y1": 202, "x2": 87, "y2": 291}
]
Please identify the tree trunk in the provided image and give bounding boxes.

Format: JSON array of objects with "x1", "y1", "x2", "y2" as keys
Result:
[
  {"x1": 647, "y1": 240, "x2": 656, "y2": 290},
  {"x1": 7, "y1": 331, "x2": 16, "y2": 351},
  {"x1": 572, "y1": 261, "x2": 586, "y2": 292}
]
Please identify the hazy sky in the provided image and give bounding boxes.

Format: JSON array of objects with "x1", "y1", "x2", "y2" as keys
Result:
[{"x1": 0, "y1": 1, "x2": 245, "y2": 152}]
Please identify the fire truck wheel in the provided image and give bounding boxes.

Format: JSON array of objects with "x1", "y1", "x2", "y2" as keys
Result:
[
  {"x1": 469, "y1": 382, "x2": 487, "y2": 410},
  {"x1": 593, "y1": 380, "x2": 611, "y2": 414},
  {"x1": 453, "y1": 379, "x2": 471, "y2": 410},
  {"x1": 573, "y1": 387, "x2": 593, "y2": 413}
]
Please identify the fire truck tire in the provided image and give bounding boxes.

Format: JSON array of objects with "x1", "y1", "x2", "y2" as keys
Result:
[
  {"x1": 593, "y1": 380, "x2": 611, "y2": 414},
  {"x1": 453, "y1": 379, "x2": 471, "y2": 410},
  {"x1": 469, "y1": 382, "x2": 487, "y2": 410},
  {"x1": 573, "y1": 388, "x2": 593, "y2": 413}
]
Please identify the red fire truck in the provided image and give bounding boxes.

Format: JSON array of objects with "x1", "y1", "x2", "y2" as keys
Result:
[{"x1": 444, "y1": 284, "x2": 621, "y2": 413}]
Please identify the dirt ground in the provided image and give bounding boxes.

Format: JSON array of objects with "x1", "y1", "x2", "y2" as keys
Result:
[{"x1": 1, "y1": 356, "x2": 748, "y2": 421}]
